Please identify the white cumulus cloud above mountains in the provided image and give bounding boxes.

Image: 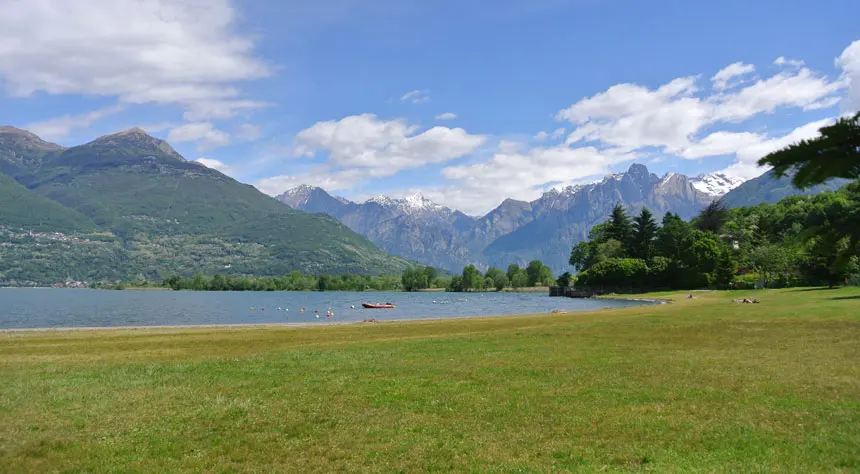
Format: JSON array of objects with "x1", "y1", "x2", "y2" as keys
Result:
[
  {"x1": 0, "y1": 0, "x2": 269, "y2": 151},
  {"x1": 2, "y1": 1, "x2": 859, "y2": 215},
  {"x1": 264, "y1": 40, "x2": 860, "y2": 214}
]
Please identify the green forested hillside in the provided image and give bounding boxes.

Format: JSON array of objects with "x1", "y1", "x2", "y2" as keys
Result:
[
  {"x1": 0, "y1": 128, "x2": 410, "y2": 285},
  {"x1": 0, "y1": 173, "x2": 97, "y2": 233},
  {"x1": 0, "y1": 126, "x2": 64, "y2": 176}
]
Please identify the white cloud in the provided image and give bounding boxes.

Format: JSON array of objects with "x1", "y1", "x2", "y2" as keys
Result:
[
  {"x1": 774, "y1": 56, "x2": 805, "y2": 68},
  {"x1": 293, "y1": 114, "x2": 486, "y2": 177},
  {"x1": 256, "y1": 167, "x2": 363, "y2": 196},
  {"x1": 236, "y1": 123, "x2": 262, "y2": 141},
  {"x1": 168, "y1": 122, "x2": 231, "y2": 151},
  {"x1": 710, "y1": 68, "x2": 843, "y2": 122},
  {"x1": 435, "y1": 112, "x2": 457, "y2": 120},
  {"x1": 182, "y1": 99, "x2": 269, "y2": 122},
  {"x1": 720, "y1": 117, "x2": 834, "y2": 178},
  {"x1": 253, "y1": 41, "x2": 859, "y2": 213},
  {"x1": 535, "y1": 128, "x2": 566, "y2": 141},
  {"x1": 497, "y1": 140, "x2": 524, "y2": 154},
  {"x1": 137, "y1": 122, "x2": 176, "y2": 134},
  {"x1": 558, "y1": 59, "x2": 845, "y2": 162},
  {"x1": 0, "y1": 0, "x2": 269, "y2": 119},
  {"x1": 711, "y1": 62, "x2": 755, "y2": 91},
  {"x1": 837, "y1": 40, "x2": 860, "y2": 113},
  {"x1": 679, "y1": 131, "x2": 766, "y2": 159},
  {"x1": 195, "y1": 157, "x2": 232, "y2": 175},
  {"x1": 400, "y1": 90, "x2": 430, "y2": 104},
  {"x1": 436, "y1": 144, "x2": 635, "y2": 214},
  {"x1": 558, "y1": 77, "x2": 699, "y2": 124},
  {"x1": 25, "y1": 105, "x2": 124, "y2": 141},
  {"x1": 561, "y1": 77, "x2": 708, "y2": 152}
]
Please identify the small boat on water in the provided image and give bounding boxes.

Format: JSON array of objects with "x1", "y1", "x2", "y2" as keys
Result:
[{"x1": 362, "y1": 302, "x2": 396, "y2": 309}]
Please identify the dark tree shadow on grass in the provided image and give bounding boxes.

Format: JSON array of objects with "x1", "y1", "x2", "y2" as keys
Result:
[
  {"x1": 787, "y1": 287, "x2": 843, "y2": 292},
  {"x1": 831, "y1": 295, "x2": 860, "y2": 301}
]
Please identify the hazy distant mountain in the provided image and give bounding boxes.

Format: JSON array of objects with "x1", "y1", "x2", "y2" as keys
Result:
[
  {"x1": 279, "y1": 188, "x2": 481, "y2": 270},
  {"x1": 720, "y1": 169, "x2": 851, "y2": 208},
  {"x1": 277, "y1": 163, "x2": 727, "y2": 273}
]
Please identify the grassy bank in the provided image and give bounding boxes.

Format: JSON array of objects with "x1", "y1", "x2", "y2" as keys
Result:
[{"x1": 2, "y1": 288, "x2": 859, "y2": 472}]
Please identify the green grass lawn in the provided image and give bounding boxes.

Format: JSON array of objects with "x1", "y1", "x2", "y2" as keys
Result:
[{"x1": 1, "y1": 287, "x2": 859, "y2": 472}]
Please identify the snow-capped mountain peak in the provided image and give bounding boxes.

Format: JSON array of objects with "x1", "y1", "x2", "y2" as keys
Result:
[
  {"x1": 367, "y1": 195, "x2": 396, "y2": 206},
  {"x1": 550, "y1": 184, "x2": 585, "y2": 196},
  {"x1": 602, "y1": 172, "x2": 625, "y2": 183},
  {"x1": 279, "y1": 184, "x2": 320, "y2": 205},
  {"x1": 404, "y1": 192, "x2": 435, "y2": 210},
  {"x1": 367, "y1": 192, "x2": 447, "y2": 216},
  {"x1": 690, "y1": 173, "x2": 746, "y2": 196}
]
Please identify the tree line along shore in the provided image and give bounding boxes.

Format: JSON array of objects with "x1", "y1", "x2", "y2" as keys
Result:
[{"x1": 102, "y1": 114, "x2": 860, "y2": 294}]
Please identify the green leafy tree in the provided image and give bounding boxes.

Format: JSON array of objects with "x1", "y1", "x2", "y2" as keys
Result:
[
  {"x1": 607, "y1": 203, "x2": 634, "y2": 253},
  {"x1": 401, "y1": 267, "x2": 430, "y2": 292},
  {"x1": 423, "y1": 267, "x2": 438, "y2": 284},
  {"x1": 758, "y1": 112, "x2": 860, "y2": 188},
  {"x1": 595, "y1": 239, "x2": 625, "y2": 263},
  {"x1": 695, "y1": 200, "x2": 729, "y2": 234},
  {"x1": 681, "y1": 230, "x2": 721, "y2": 275},
  {"x1": 556, "y1": 272, "x2": 573, "y2": 288},
  {"x1": 210, "y1": 274, "x2": 226, "y2": 291},
  {"x1": 714, "y1": 248, "x2": 737, "y2": 289},
  {"x1": 632, "y1": 208, "x2": 658, "y2": 261},
  {"x1": 526, "y1": 260, "x2": 553, "y2": 287},
  {"x1": 569, "y1": 223, "x2": 613, "y2": 271},
  {"x1": 749, "y1": 244, "x2": 791, "y2": 288},
  {"x1": 432, "y1": 276, "x2": 451, "y2": 289},
  {"x1": 462, "y1": 264, "x2": 483, "y2": 292},
  {"x1": 576, "y1": 258, "x2": 649, "y2": 289},
  {"x1": 803, "y1": 183, "x2": 860, "y2": 272},
  {"x1": 485, "y1": 267, "x2": 509, "y2": 291},
  {"x1": 191, "y1": 273, "x2": 205, "y2": 291},
  {"x1": 647, "y1": 256, "x2": 672, "y2": 288},
  {"x1": 800, "y1": 235, "x2": 856, "y2": 288},
  {"x1": 506, "y1": 264, "x2": 520, "y2": 281},
  {"x1": 569, "y1": 241, "x2": 591, "y2": 272},
  {"x1": 656, "y1": 212, "x2": 691, "y2": 261},
  {"x1": 511, "y1": 270, "x2": 529, "y2": 289}
]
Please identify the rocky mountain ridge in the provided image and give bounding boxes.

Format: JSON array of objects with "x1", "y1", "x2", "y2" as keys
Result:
[{"x1": 277, "y1": 164, "x2": 742, "y2": 272}]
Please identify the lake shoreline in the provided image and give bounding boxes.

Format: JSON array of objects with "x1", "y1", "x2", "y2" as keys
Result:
[
  {"x1": 0, "y1": 307, "x2": 612, "y2": 333},
  {"x1": 0, "y1": 288, "x2": 648, "y2": 331}
]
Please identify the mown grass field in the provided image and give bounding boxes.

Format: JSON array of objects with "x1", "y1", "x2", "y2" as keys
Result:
[{"x1": 1, "y1": 287, "x2": 859, "y2": 472}]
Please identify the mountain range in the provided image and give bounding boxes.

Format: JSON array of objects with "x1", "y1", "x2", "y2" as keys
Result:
[
  {"x1": 280, "y1": 165, "x2": 725, "y2": 272},
  {"x1": 279, "y1": 164, "x2": 851, "y2": 273},
  {"x1": 0, "y1": 126, "x2": 410, "y2": 285},
  {"x1": 1, "y1": 124, "x2": 850, "y2": 285}
]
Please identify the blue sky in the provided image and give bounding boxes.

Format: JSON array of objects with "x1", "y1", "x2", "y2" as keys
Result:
[{"x1": 1, "y1": 0, "x2": 859, "y2": 214}]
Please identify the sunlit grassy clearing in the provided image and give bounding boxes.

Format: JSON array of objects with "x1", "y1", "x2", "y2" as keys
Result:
[{"x1": 1, "y1": 287, "x2": 859, "y2": 472}]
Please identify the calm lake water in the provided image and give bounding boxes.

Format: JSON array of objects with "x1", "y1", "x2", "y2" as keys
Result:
[{"x1": 0, "y1": 289, "x2": 653, "y2": 329}]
